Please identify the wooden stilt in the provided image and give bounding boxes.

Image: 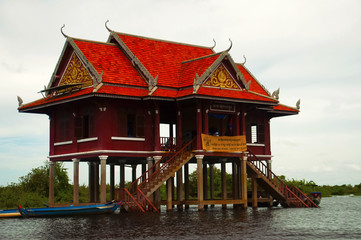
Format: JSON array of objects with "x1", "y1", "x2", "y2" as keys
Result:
[
  {"x1": 209, "y1": 163, "x2": 215, "y2": 207},
  {"x1": 110, "y1": 163, "x2": 115, "y2": 201},
  {"x1": 240, "y1": 154, "x2": 248, "y2": 209},
  {"x1": 119, "y1": 162, "x2": 125, "y2": 201},
  {"x1": 166, "y1": 178, "x2": 172, "y2": 211},
  {"x1": 177, "y1": 168, "x2": 183, "y2": 211},
  {"x1": 252, "y1": 177, "x2": 258, "y2": 208},
  {"x1": 221, "y1": 160, "x2": 227, "y2": 209},
  {"x1": 94, "y1": 162, "x2": 99, "y2": 203},
  {"x1": 203, "y1": 162, "x2": 208, "y2": 209},
  {"x1": 184, "y1": 163, "x2": 189, "y2": 209}
]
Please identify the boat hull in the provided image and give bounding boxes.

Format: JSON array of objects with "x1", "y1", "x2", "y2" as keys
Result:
[
  {"x1": 18, "y1": 202, "x2": 120, "y2": 217},
  {"x1": 0, "y1": 209, "x2": 21, "y2": 218}
]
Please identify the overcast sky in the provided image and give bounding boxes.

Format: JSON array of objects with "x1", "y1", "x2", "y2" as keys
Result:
[{"x1": 1, "y1": 0, "x2": 360, "y2": 187}]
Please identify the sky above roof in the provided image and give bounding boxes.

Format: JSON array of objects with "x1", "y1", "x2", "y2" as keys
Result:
[{"x1": 1, "y1": 0, "x2": 360, "y2": 186}]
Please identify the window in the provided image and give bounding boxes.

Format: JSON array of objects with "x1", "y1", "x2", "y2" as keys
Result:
[
  {"x1": 251, "y1": 124, "x2": 265, "y2": 144},
  {"x1": 118, "y1": 109, "x2": 145, "y2": 138},
  {"x1": 58, "y1": 112, "x2": 70, "y2": 141},
  {"x1": 74, "y1": 108, "x2": 94, "y2": 139}
]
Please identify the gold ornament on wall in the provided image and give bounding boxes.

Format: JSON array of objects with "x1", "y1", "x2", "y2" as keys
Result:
[
  {"x1": 204, "y1": 64, "x2": 239, "y2": 89},
  {"x1": 59, "y1": 53, "x2": 93, "y2": 88}
]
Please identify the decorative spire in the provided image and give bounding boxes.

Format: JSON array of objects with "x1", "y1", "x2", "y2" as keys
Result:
[
  {"x1": 105, "y1": 20, "x2": 113, "y2": 32},
  {"x1": 241, "y1": 55, "x2": 247, "y2": 65},
  {"x1": 17, "y1": 96, "x2": 23, "y2": 107},
  {"x1": 271, "y1": 88, "x2": 280, "y2": 100},
  {"x1": 210, "y1": 39, "x2": 216, "y2": 49},
  {"x1": 226, "y1": 38, "x2": 233, "y2": 52},
  {"x1": 60, "y1": 24, "x2": 68, "y2": 38},
  {"x1": 296, "y1": 99, "x2": 301, "y2": 110}
]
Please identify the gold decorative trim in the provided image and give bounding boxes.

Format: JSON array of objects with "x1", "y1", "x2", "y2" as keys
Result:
[{"x1": 204, "y1": 64, "x2": 239, "y2": 89}]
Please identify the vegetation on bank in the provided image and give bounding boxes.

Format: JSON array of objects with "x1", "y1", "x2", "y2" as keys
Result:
[{"x1": 1, "y1": 162, "x2": 361, "y2": 209}]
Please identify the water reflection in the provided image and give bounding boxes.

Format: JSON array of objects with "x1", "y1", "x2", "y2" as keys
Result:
[{"x1": 1, "y1": 197, "x2": 361, "y2": 239}]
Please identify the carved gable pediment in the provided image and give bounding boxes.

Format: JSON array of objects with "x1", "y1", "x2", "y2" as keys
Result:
[
  {"x1": 203, "y1": 64, "x2": 240, "y2": 90},
  {"x1": 59, "y1": 53, "x2": 93, "y2": 89}
]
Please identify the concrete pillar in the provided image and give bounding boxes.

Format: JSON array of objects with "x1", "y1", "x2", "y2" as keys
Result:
[
  {"x1": 177, "y1": 168, "x2": 183, "y2": 210},
  {"x1": 73, "y1": 158, "x2": 80, "y2": 205},
  {"x1": 49, "y1": 161, "x2": 55, "y2": 206},
  {"x1": 99, "y1": 155, "x2": 108, "y2": 204},
  {"x1": 153, "y1": 156, "x2": 162, "y2": 211},
  {"x1": 147, "y1": 157, "x2": 154, "y2": 201},
  {"x1": 252, "y1": 178, "x2": 258, "y2": 209},
  {"x1": 166, "y1": 178, "x2": 172, "y2": 211},
  {"x1": 221, "y1": 160, "x2": 227, "y2": 209},
  {"x1": 240, "y1": 154, "x2": 248, "y2": 209},
  {"x1": 184, "y1": 163, "x2": 189, "y2": 209},
  {"x1": 209, "y1": 163, "x2": 215, "y2": 207},
  {"x1": 88, "y1": 162, "x2": 94, "y2": 202},
  {"x1": 110, "y1": 163, "x2": 115, "y2": 201},
  {"x1": 196, "y1": 101, "x2": 202, "y2": 150},
  {"x1": 203, "y1": 162, "x2": 208, "y2": 209},
  {"x1": 196, "y1": 155, "x2": 204, "y2": 211}
]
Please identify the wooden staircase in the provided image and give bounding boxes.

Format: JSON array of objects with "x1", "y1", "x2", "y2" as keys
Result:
[
  {"x1": 122, "y1": 139, "x2": 195, "y2": 212},
  {"x1": 246, "y1": 150, "x2": 319, "y2": 208}
]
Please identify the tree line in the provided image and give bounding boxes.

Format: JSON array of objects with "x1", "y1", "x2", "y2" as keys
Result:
[{"x1": 1, "y1": 162, "x2": 360, "y2": 209}]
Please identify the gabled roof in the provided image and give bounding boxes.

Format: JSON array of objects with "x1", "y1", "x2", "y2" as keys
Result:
[{"x1": 18, "y1": 30, "x2": 298, "y2": 116}]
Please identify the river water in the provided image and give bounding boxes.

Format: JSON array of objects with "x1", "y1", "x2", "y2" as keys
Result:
[{"x1": 1, "y1": 196, "x2": 360, "y2": 239}]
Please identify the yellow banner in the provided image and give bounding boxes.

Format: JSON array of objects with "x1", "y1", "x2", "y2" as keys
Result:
[{"x1": 201, "y1": 134, "x2": 247, "y2": 152}]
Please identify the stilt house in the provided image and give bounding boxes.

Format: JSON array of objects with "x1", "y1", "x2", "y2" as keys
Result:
[{"x1": 18, "y1": 24, "x2": 318, "y2": 211}]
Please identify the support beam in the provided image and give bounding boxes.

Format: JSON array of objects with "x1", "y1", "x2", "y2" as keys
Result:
[
  {"x1": 153, "y1": 156, "x2": 162, "y2": 211},
  {"x1": 221, "y1": 160, "x2": 227, "y2": 209},
  {"x1": 184, "y1": 163, "x2": 190, "y2": 209},
  {"x1": 94, "y1": 162, "x2": 99, "y2": 203},
  {"x1": 73, "y1": 158, "x2": 80, "y2": 205},
  {"x1": 166, "y1": 178, "x2": 172, "y2": 211},
  {"x1": 119, "y1": 162, "x2": 125, "y2": 201},
  {"x1": 196, "y1": 101, "x2": 202, "y2": 150},
  {"x1": 252, "y1": 178, "x2": 258, "y2": 209},
  {"x1": 88, "y1": 162, "x2": 94, "y2": 202},
  {"x1": 147, "y1": 157, "x2": 154, "y2": 201},
  {"x1": 240, "y1": 154, "x2": 248, "y2": 209},
  {"x1": 203, "y1": 162, "x2": 208, "y2": 209},
  {"x1": 49, "y1": 161, "x2": 55, "y2": 206},
  {"x1": 196, "y1": 155, "x2": 204, "y2": 211},
  {"x1": 177, "y1": 168, "x2": 183, "y2": 211},
  {"x1": 154, "y1": 107, "x2": 160, "y2": 151},
  {"x1": 110, "y1": 163, "x2": 115, "y2": 201},
  {"x1": 209, "y1": 163, "x2": 215, "y2": 207},
  {"x1": 99, "y1": 155, "x2": 108, "y2": 204}
]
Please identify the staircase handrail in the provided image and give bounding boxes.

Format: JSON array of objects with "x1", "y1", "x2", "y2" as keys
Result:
[
  {"x1": 247, "y1": 149, "x2": 316, "y2": 208},
  {"x1": 138, "y1": 138, "x2": 195, "y2": 190},
  {"x1": 136, "y1": 188, "x2": 160, "y2": 213},
  {"x1": 127, "y1": 138, "x2": 194, "y2": 193},
  {"x1": 123, "y1": 188, "x2": 145, "y2": 213}
]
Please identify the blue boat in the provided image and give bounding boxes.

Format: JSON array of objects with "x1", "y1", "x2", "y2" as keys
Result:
[
  {"x1": 0, "y1": 209, "x2": 21, "y2": 218},
  {"x1": 18, "y1": 201, "x2": 121, "y2": 217}
]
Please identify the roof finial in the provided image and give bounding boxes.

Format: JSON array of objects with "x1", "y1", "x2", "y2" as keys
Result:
[
  {"x1": 226, "y1": 38, "x2": 233, "y2": 52},
  {"x1": 241, "y1": 55, "x2": 247, "y2": 65},
  {"x1": 210, "y1": 39, "x2": 216, "y2": 49},
  {"x1": 296, "y1": 99, "x2": 301, "y2": 110},
  {"x1": 60, "y1": 24, "x2": 68, "y2": 38},
  {"x1": 105, "y1": 20, "x2": 113, "y2": 32}
]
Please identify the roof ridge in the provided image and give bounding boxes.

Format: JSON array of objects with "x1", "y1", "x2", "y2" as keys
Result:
[
  {"x1": 71, "y1": 37, "x2": 117, "y2": 46},
  {"x1": 181, "y1": 51, "x2": 223, "y2": 64},
  {"x1": 114, "y1": 31, "x2": 214, "y2": 51}
]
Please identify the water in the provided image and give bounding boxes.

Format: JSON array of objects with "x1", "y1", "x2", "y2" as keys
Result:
[{"x1": 1, "y1": 196, "x2": 360, "y2": 239}]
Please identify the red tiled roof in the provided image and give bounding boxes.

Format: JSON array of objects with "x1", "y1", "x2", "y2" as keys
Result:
[
  {"x1": 73, "y1": 40, "x2": 147, "y2": 87},
  {"x1": 19, "y1": 88, "x2": 94, "y2": 110},
  {"x1": 116, "y1": 33, "x2": 214, "y2": 88},
  {"x1": 179, "y1": 53, "x2": 222, "y2": 87},
  {"x1": 96, "y1": 85, "x2": 148, "y2": 97},
  {"x1": 195, "y1": 87, "x2": 277, "y2": 103},
  {"x1": 237, "y1": 64, "x2": 269, "y2": 96},
  {"x1": 273, "y1": 104, "x2": 299, "y2": 113}
]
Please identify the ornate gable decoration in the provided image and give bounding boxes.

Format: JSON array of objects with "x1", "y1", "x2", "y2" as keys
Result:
[
  {"x1": 58, "y1": 53, "x2": 93, "y2": 93},
  {"x1": 203, "y1": 64, "x2": 240, "y2": 90}
]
